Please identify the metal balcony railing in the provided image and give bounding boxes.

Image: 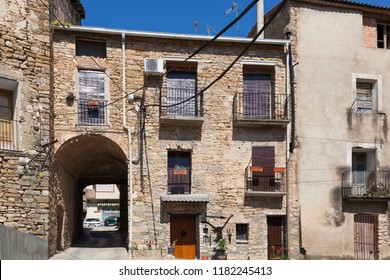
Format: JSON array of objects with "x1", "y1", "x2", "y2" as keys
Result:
[
  {"x1": 78, "y1": 99, "x2": 108, "y2": 126},
  {"x1": 245, "y1": 167, "x2": 286, "y2": 193},
  {"x1": 342, "y1": 170, "x2": 390, "y2": 199},
  {"x1": 234, "y1": 91, "x2": 289, "y2": 121},
  {"x1": 0, "y1": 119, "x2": 19, "y2": 151},
  {"x1": 160, "y1": 88, "x2": 203, "y2": 118},
  {"x1": 168, "y1": 167, "x2": 191, "y2": 194}
]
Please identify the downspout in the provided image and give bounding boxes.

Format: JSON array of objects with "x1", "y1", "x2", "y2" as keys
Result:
[
  {"x1": 287, "y1": 32, "x2": 295, "y2": 153},
  {"x1": 121, "y1": 32, "x2": 133, "y2": 247}
]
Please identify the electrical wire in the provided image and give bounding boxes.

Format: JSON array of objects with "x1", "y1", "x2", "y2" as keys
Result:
[{"x1": 42, "y1": 0, "x2": 261, "y2": 116}]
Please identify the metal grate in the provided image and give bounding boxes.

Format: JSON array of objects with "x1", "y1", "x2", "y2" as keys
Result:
[
  {"x1": 78, "y1": 99, "x2": 108, "y2": 126},
  {"x1": 0, "y1": 119, "x2": 19, "y2": 151}
]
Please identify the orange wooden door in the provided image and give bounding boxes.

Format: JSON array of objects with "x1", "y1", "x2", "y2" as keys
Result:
[{"x1": 170, "y1": 215, "x2": 196, "y2": 259}]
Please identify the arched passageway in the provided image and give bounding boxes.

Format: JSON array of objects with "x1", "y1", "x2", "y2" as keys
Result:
[{"x1": 52, "y1": 135, "x2": 129, "y2": 254}]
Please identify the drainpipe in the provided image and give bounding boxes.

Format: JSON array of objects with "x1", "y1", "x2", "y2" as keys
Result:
[
  {"x1": 121, "y1": 32, "x2": 133, "y2": 247},
  {"x1": 287, "y1": 32, "x2": 295, "y2": 153}
]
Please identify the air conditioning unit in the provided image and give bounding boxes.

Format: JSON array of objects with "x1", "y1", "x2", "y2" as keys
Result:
[{"x1": 144, "y1": 58, "x2": 163, "y2": 75}]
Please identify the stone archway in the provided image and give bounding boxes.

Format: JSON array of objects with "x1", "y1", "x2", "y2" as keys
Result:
[{"x1": 50, "y1": 134, "x2": 128, "y2": 256}]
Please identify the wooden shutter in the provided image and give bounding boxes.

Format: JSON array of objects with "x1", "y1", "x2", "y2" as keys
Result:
[
  {"x1": 267, "y1": 216, "x2": 285, "y2": 259},
  {"x1": 0, "y1": 89, "x2": 13, "y2": 142},
  {"x1": 356, "y1": 82, "x2": 373, "y2": 113},
  {"x1": 166, "y1": 71, "x2": 196, "y2": 116},
  {"x1": 252, "y1": 146, "x2": 275, "y2": 191},
  {"x1": 243, "y1": 74, "x2": 271, "y2": 119}
]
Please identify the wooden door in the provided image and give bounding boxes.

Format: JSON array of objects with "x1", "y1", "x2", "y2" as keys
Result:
[
  {"x1": 170, "y1": 215, "x2": 197, "y2": 259},
  {"x1": 354, "y1": 214, "x2": 378, "y2": 260},
  {"x1": 267, "y1": 216, "x2": 284, "y2": 259}
]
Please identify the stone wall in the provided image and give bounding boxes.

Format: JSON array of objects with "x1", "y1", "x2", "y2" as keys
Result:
[{"x1": 0, "y1": 0, "x2": 52, "y2": 240}]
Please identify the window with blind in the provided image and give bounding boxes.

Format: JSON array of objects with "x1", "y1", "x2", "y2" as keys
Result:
[
  {"x1": 166, "y1": 62, "x2": 197, "y2": 116},
  {"x1": 0, "y1": 89, "x2": 13, "y2": 144},
  {"x1": 78, "y1": 70, "x2": 107, "y2": 126},
  {"x1": 251, "y1": 146, "x2": 275, "y2": 192},
  {"x1": 243, "y1": 73, "x2": 272, "y2": 119}
]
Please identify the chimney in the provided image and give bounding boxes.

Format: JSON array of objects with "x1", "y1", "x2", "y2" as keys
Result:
[{"x1": 257, "y1": 0, "x2": 264, "y2": 38}]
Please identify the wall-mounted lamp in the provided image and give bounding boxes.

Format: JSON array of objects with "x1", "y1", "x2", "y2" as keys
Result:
[
  {"x1": 66, "y1": 92, "x2": 75, "y2": 106},
  {"x1": 227, "y1": 228, "x2": 233, "y2": 244}
]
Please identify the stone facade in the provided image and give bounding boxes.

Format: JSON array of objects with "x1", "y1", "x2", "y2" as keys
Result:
[
  {"x1": 265, "y1": 0, "x2": 390, "y2": 259},
  {"x1": 0, "y1": 0, "x2": 84, "y2": 258},
  {"x1": 51, "y1": 26, "x2": 293, "y2": 260}
]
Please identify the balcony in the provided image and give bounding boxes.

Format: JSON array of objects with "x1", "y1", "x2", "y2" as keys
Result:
[
  {"x1": 245, "y1": 167, "x2": 287, "y2": 197},
  {"x1": 78, "y1": 99, "x2": 108, "y2": 126},
  {"x1": 167, "y1": 167, "x2": 191, "y2": 194},
  {"x1": 0, "y1": 119, "x2": 19, "y2": 152},
  {"x1": 233, "y1": 92, "x2": 290, "y2": 127},
  {"x1": 342, "y1": 170, "x2": 390, "y2": 200},
  {"x1": 160, "y1": 88, "x2": 204, "y2": 126}
]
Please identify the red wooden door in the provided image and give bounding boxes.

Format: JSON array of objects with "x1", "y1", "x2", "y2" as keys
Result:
[
  {"x1": 354, "y1": 214, "x2": 378, "y2": 260},
  {"x1": 170, "y1": 215, "x2": 197, "y2": 259},
  {"x1": 267, "y1": 216, "x2": 284, "y2": 259}
]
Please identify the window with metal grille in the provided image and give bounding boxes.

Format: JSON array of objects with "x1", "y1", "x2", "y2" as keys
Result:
[
  {"x1": 167, "y1": 151, "x2": 191, "y2": 194},
  {"x1": 165, "y1": 62, "x2": 198, "y2": 117},
  {"x1": 76, "y1": 40, "x2": 106, "y2": 58},
  {"x1": 236, "y1": 224, "x2": 249, "y2": 241},
  {"x1": 242, "y1": 65, "x2": 274, "y2": 119},
  {"x1": 78, "y1": 70, "x2": 107, "y2": 126},
  {"x1": 0, "y1": 89, "x2": 12, "y2": 142}
]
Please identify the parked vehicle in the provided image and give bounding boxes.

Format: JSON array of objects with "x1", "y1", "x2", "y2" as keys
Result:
[
  {"x1": 83, "y1": 218, "x2": 102, "y2": 228},
  {"x1": 104, "y1": 216, "x2": 118, "y2": 226}
]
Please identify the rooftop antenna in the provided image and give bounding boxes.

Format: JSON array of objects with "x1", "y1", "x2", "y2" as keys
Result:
[
  {"x1": 207, "y1": 24, "x2": 215, "y2": 36},
  {"x1": 194, "y1": 20, "x2": 200, "y2": 34},
  {"x1": 224, "y1": 1, "x2": 240, "y2": 36}
]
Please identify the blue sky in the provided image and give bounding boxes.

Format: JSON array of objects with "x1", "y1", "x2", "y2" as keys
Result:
[{"x1": 81, "y1": 0, "x2": 390, "y2": 37}]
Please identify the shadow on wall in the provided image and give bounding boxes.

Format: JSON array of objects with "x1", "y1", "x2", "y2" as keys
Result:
[{"x1": 233, "y1": 126, "x2": 286, "y2": 142}]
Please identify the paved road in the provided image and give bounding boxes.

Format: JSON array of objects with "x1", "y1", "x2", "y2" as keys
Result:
[{"x1": 50, "y1": 226, "x2": 130, "y2": 260}]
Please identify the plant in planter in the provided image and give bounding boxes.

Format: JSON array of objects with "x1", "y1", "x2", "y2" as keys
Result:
[
  {"x1": 214, "y1": 238, "x2": 228, "y2": 260},
  {"x1": 87, "y1": 96, "x2": 99, "y2": 110},
  {"x1": 270, "y1": 246, "x2": 290, "y2": 260},
  {"x1": 168, "y1": 239, "x2": 176, "y2": 255}
]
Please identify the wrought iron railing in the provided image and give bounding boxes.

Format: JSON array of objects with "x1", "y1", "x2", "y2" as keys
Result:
[
  {"x1": 78, "y1": 99, "x2": 108, "y2": 126},
  {"x1": 342, "y1": 170, "x2": 390, "y2": 199},
  {"x1": 234, "y1": 91, "x2": 289, "y2": 121},
  {"x1": 168, "y1": 167, "x2": 191, "y2": 194},
  {"x1": 160, "y1": 88, "x2": 203, "y2": 118},
  {"x1": 245, "y1": 167, "x2": 286, "y2": 192},
  {"x1": 0, "y1": 119, "x2": 19, "y2": 151}
]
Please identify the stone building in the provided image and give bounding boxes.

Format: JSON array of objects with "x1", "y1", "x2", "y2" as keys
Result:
[
  {"x1": 265, "y1": 0, "x2": 390, "y2": 259},
  {"x1": 0, "y1": 0, "x2": 84, "y2": 258},
  {"x1": 51, "y1": 23, "x2": 294, "y2": 259}
]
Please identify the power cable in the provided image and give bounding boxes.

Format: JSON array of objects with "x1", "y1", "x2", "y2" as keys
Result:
[{"x1": 42, "y1": 0, "x2": 261, "y2": 116}]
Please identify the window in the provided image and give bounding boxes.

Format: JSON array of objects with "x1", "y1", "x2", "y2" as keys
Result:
[
  {"x1": 354, "y1": 76, "x2": 380, "y2": 113},
  {"x1": 236, "y1": 224, "x2": 249, "y2": 241},
  {"x1": 0, "y1": 89, "x2": 13, "y2": 147},
  {"x1": 242, "y1": 66, "x2": 274, "y2": 119},
  {"x1": 167, "y1": 151, "x2": 191, "y2": 194},
  {"x1": 351, "y1": 149, "x2": 376, "y2": 196},
  {"x1": 78, "y1": 70, "x2": 107, "y2": 126},
  {"x1": 251, "y1": 146, "x2": 275, "y2": 191},
  {"x1": 76, "y1": 40, "x2": 106, "y2": 58},
  {"x1": 165, "y1": 62, "x2": 198, "y2": 116},
  {"x1": 377, "y1": 24, "x2": 390, "y2": 49},
  {"x1": 356, "y1": 81, "x2": 375, "y2": 113}
]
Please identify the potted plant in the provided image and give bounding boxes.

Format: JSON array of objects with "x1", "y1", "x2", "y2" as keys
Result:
[
  {"x1": 168, "y1": 239, "x2": 176, "y2": 255},
  {"x1": 214, "y1": 238, "x2": 227, "y2": 260},
  {"x1": 87, "y1": 96, "x2": 99, "y2": 110}
]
